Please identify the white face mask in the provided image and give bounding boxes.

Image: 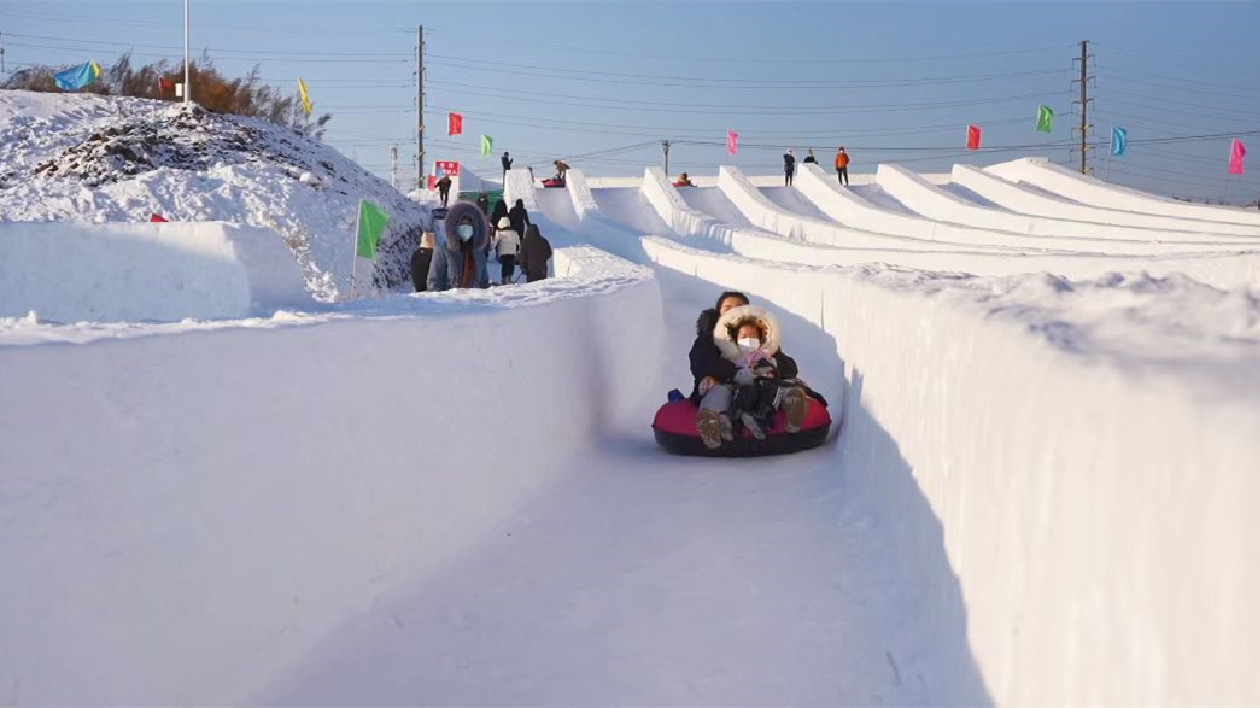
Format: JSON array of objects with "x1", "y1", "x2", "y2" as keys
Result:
[
  {"x1": 457, "y1": 224, "x2": 474, "y2": 241},
  {"x1": 736, "y1": 337, "x2": 761, "y2": 353}
]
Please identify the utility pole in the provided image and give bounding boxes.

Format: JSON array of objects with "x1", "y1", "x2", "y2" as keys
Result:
[
  {"x1": 391, "y1": 145, "x2": 399, "y2": 190},
  {"x1": 183, "y1": 0, "x2": 190, "y2": 103},
  {"x1": 662, "y1": 139, "x2": 671, "y2": 175},
  {"x1": 1071, "y1": 39, "x2": 1093, "y2": 174},
  {"x1": 416, "y1": 25, "x2": 425, "y2": 188},
  {"x1": 1, "y1": 32, "x2": 7, "y2": 76}
]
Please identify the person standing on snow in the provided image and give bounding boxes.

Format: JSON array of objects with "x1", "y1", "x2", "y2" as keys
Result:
[
  {"x1": 835, "y1": 146, "x2": 851, "y2": 186},
  {"x1": 519, "y1": 223, "x2": 553, "y2": 283},
  {"x1": 553, "y1": 159, "x2": 570, "y2": 182},
  {"x1": 783, "y1": 149, "x2": 796, "y2": 186},
  {"x1": 476, "y1": 192, "x2": 489, "y2": 216},
  {"x1": 493, "y1": 216, "x2": 521, "y2": 285},
  {"x1": 409, "y1": 231, "x2": 436, "y2": 292},
  {"x1": 427, "y1": 202, "x2": 489, "y2": 291},
  {"x1": 508, "y1": 198, "x2": 531, "y2": 237},
  {"x1": 803, "y1": 149, "x2": 817, "y2": 165},
  {"x1": 436, "y1": 173, "x2": 452, "y2": 206},
  {"x1": 501, "y1": 151, "x2": 513, "y2": 180}
]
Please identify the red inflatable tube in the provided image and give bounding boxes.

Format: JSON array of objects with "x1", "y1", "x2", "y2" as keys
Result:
[{"x1": 652, "y1": 398, "x2": 831, "y2": 457}]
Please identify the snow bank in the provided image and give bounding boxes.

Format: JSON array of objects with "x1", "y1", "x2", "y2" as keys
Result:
[
  {"x1": 0, "y1": 221, "x2": 312, "y2": 322},
  {"x1": 952, "y1": 164, "x2": 1260, "y2": 241},
  {"x1": 503, "y1": 167, "x2": 539, "y2": 211},
  {"x1": 987, "y1": 157, "x2": 1260, "y2": 228},
  {"x1": 0, "y1": 247, "x2": 659, "y2": 705},
  {"x1": 0, "y1": 90, "x2": 429, "y2": 299},
  {"x1": 638, "y1": 234, "x2": 1260, "y2": 706}
]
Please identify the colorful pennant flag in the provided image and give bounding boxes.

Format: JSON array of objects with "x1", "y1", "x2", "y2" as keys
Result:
[
  {"x1": 1036, "y1": 105, "x2": 1054, "y2": 133},
  {"x1": 356, "y1": 200, "x2": 391, "y2": 260},
  {"x1": 727, "y1": 130, "x2": 738, "y2": 155},
  {"x1": 298, "y1": 78, "x2": 312, "y2": 117},
  {"x1": 1229, "y1": 139, "x2": 1247, "y2": 175},
  {"x1": 480, "y1": 135, "x2": 493, "y2": 157},
  {"x1": 965, "y1": 124, "x2": 982, "y2": 151},
  {"x1": 448, "y1": 112, "x2": 463, "y2": 136},
  {"x1": 53, "y1": 60, "x2": 103, "y2": 91},
  {"x1": 1111, "y1": 126, "x2": 1128, "y2": 157}
]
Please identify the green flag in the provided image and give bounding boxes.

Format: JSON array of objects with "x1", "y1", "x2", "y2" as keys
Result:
[
  {"x1": 356, "y1": 199, "x2": 391, "y2": 259},
  {"x1": 1036, "y1": 105, "x2": 1054, "y2": 133},
  {"x1": 480, "y1": 134, "x2": 493, "y2": 157}
]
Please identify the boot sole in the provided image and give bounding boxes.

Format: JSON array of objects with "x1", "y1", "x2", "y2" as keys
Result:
[
  {"x1": 696, "y1": 410, "x2": 725, "y2": 450},
  {"x1": 783, "y1": 388, "x2": 808, "y2": 434}
]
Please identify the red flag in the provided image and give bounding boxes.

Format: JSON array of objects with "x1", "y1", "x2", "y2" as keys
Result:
[
  {"x1": 158, "y1": 77, "x2": 173, "y2": 93},
  {"x1": 150, "y1": 213, "x2": 168, "y2": 222},
  {"x1": 727, "y1": 130, "x2": 738, "y2": 156},
  {"x1": 427, "y1": 175, "x2": 437, "y2": 190},
  {"x1": 966, "y1": 124, "x2": 982, "y2": 151},
  {"x1": 448, "y1": 112, "x2": 463, "y2": 136},
  {"x1": 1228, "y1": 139, "x2": 1247, "y2": 175}
]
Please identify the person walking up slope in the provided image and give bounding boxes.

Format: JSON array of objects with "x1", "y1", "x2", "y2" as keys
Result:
[
  {"x1": 436, "y1": 173, "x2": 452, "y2": 206},
  {"x1": 501, "y1": 151, "x2": 513, "y2": 180},
  {"x1": 783, "y1": 149, "x2": 796, "y2": 186},
  {"x1": 835, "y1": 147, "x2": 851, "y2": 186},
  {"x1": 493, "y1": 216, "x2": 521, "y2": 285}
]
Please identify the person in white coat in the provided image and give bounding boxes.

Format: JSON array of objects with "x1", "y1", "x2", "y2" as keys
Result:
[{"x1": 493, "y1": 216, "x2": 522, "y2": 284}]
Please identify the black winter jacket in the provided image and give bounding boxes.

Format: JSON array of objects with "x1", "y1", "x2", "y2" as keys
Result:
[
  {"x1": 783, "y1": 153, "x2": 796, "y2": 174},
  {"x1": 409, "y1": 247, "x2": 433, "y2": 292},
  {"x1": 508, "y1": 204, "x2": 531, "y2": 236},
  {"x1": 520, "y1": 224, "x2": 552, "y2": 282}
]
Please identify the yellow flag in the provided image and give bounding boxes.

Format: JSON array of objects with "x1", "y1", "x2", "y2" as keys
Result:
[{"x1": 298, "y1": 78, "x2": 312, "y2": 117}]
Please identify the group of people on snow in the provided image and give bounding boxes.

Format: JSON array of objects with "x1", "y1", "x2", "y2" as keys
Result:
[
  {"x1": 782, "y1": 147, "x2": 851, "y2": 186},
  {"x1": 410, "y1": 196, "x2": 552, "y2": 292},
  {"x1": 688, "y1": 291, "x2": 823, "y2": 449}
]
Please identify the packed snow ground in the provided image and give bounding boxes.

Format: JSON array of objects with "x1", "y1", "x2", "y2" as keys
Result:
[{"x1": 3, "y1": 89, "x2": 1260, "y2": 705}]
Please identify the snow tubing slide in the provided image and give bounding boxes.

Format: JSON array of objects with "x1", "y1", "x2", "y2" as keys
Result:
[{"x1": 653, "y1": 397, "x2": 831, "y2": 457}]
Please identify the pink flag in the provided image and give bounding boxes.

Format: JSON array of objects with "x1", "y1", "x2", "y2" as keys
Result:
[
  {"x1": 727, "y1": 130, "x2": 738, "y2": 156},
  {"x1": 966, "y1": 124, "x2": 982, "y2": 151},
  {"x1": 1229, "y1": 139, "x2": 1246, "y2": 175}
]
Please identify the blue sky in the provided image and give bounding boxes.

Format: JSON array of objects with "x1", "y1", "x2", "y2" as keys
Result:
[{"x1": 2, "y1": 1, "x2": 1258, "y2": 202}]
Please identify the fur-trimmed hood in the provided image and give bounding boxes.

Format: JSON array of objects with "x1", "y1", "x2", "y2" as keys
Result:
[
  {"x1": 713, "y1": 304, "x2": 782, "y2": 363},
  {"x1": 442, "y1": 201, "x2": 490, "y2": 252}
]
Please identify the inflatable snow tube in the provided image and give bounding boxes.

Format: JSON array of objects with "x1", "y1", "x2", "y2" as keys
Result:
[{"x1": 652, "y1": 398, "x2": 831, "y2": 457}]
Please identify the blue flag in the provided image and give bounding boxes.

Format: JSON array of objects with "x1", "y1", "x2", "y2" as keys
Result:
[
  {"x1": 53, "y1": 60, "x2": 103, "y2": 91},
  {"x1": 1111, "y1": 126, "x2": 1128, "y2": 157}
]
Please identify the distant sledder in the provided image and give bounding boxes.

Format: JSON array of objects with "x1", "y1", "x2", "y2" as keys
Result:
[{"x1": 653, "y1": 292, "x2": 831, "y2": 457}]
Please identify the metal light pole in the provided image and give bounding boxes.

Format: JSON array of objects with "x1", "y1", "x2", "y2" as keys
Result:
[{"x1": 183, "y1": 0, "x2": 190, "y2": 104}]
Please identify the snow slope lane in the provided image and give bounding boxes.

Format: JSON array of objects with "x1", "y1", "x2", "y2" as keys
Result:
[
  {"x1": 988, "y1": 157, "x2": 1260, "y2": 229},
  {"x1": 639, "y1": 234, "x2": 1260, "y2": 706},
  {"x1": 640, "y1": 167, "x2": 1260, "y2": 289},
  {"x1": 877, "y1": 163, "x2": 1260, "y2": 247},
  {"x1": 952, "y1": 164, "x2": 1260, "y2": 241},
  {"x1": 245, "y1": 170, "x2": 991, "y2": 705}
]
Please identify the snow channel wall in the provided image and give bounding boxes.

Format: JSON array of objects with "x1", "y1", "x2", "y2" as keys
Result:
[
  {"x1": 0, "y1": 247, "x2": 661, "y2": 705},
  {"x1": 952, "y1": 164, "x2": 1260, "y2": 241},
  {"x1": 648, "y1": 166, "x2": 1260, "y2": 290},
  {"x1": 0, "y1": 221, "x2": 313, "y2": 323},
  {"x1": 638, "y1": 234, "x2": 1260, "y2": 706},
  {"x1": 987, "y1": 157, "x2": 1260, "y2": 229}
]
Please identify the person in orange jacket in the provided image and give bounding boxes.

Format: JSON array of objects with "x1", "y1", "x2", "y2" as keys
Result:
[{"x1": 834, "y1": 147, "x2": 851, "y2": 186}]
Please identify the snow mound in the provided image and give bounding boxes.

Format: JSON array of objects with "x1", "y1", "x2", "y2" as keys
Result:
[
  {"x1": 0, "y1": 89, "x2": 429, "y2": 300},
  {"x1": 0, "y1": 221, "x2": 313, "y2": 323}
]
